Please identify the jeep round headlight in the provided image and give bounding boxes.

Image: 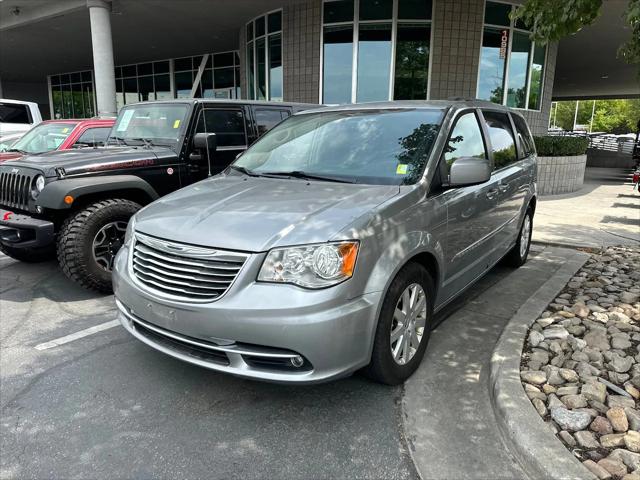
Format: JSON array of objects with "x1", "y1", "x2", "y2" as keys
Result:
[
  {"x1": 258, "y1": 241, "x2": 359, "y2": 289},
  {"x1": 31, "y1": 175, "x2": 45, "y2": 199}
]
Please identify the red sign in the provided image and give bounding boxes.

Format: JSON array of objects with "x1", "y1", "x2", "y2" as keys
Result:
[{"x1": 499, "y1": 29, "x2": 509, "y2": 59}]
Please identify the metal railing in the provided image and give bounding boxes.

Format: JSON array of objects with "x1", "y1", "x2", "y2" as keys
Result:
[{"x1": 547, "y1": 129, "x2": 638, "y2": 156}]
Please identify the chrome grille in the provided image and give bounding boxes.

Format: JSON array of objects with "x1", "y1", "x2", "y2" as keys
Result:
[
  {"x1": 131, "y1": 233, "x2": 248, "y2": 302},
  {"x1": 0, "y1": 170, "x2": 33, "y2": 211}
]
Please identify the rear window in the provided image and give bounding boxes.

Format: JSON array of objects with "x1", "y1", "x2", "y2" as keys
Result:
[
  {"x1": 0, "y1": 103, "x2": 31, "y2": 124},
  {"x1": 482, "y1": 110, "x2": 517, "y2": 169},
  {"x1": 511, "y1": 114, "x2": 535, "y2": 158}
]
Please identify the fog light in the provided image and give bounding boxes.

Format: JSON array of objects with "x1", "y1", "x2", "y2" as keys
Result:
[{"x1": 290, "y1": 355, "x2": 304, "y2": 368}]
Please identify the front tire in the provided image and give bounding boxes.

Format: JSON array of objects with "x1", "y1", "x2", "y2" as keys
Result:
[
  {"x1": 0, "y1": 243, "x2": 55, "y2": 263},
  {"x1": 364, "y1": 263, "x2": 435, "y2": 385},
  {"x1": 504, "y1": 208, "x2": 533, "y2": 267},
  {"x1": 57, "y1": 199, "x2": 140, "y2": 292}
]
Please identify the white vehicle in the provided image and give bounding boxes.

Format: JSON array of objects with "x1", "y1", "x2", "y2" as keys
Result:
[{"x1": 0, "y1": 99, "x2": 42, "y2": 136}]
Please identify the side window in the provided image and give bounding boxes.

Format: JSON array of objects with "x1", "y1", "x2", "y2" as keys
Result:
[
  {"x1": 482, "y1": 111, "x2": 517, "y2": 169},
  {"x1": 443, "y1": 112, "x2": 487, "y2": 174},
  {"x1": 196, "y1": 109, "x2": 246, "y2": 147},
  {"x1": 74, "y1": 127, "x2": 111, "y2": 147},
  {"x1": 511, "y1": 114, "x2": 535, "y2": 158},
  {"x1": 254, "y1": 109, "x2": 289, "y2": 136},
  {"x1": 0, "y1": 103, "x2": 31, "y2": 124}
]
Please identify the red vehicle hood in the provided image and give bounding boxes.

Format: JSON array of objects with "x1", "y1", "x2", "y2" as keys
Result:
[{"x1": 0, "y1": 152, "x2": 23, "y2": 163}]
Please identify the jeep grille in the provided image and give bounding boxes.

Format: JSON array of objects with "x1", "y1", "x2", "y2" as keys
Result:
[
  {"x1": 131, "y1": 232, "x2": 248, "y2": 302},
  {"x1": 0, "y1": 171, "x2": 33, "y2": 211}
]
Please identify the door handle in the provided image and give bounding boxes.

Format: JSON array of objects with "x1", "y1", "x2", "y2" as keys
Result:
[{"x1": 486, "y1": 188, "x2": 498, "y2": 200}]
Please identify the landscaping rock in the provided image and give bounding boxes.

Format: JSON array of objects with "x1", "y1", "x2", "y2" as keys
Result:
[
  {"x1": 520, "y1": 371, "x2": 547, "y2": 385},
  {"x1": 575, "y1": 430, "x2": 601, "y2": 448},
  {"x1": 609, "y1": 395, "x2": 637, "y2": 409},
  {"x1": 607, "y1": 407, "x2": 630, "y2": 432},
  {"x1": 551, "y1": 407, "x2": 592, "y2": 432},
  {"x1": 583, "y1": 382, "x2": 608, "y2": 404},
  {"x1": 562, "y1": 394, "x2": 588, "y2": 409},
  {"x1": 601, "y1": 433, "x2": 627, "y2": 448},
  {"x1": 598, "y1": 457, "x2": 628, "y2": 477},
  {"x1": 625, "y1": 431, "x2": 640, "y2": 453},
  {"x1": 583, "y1": 459, "x2": 612, "y2": 479},
  {"x1": 559, "y1": 430, "x2": 576, "y2": 447},
  {"x1": 591, "y1": 416, "x2": 614, "y2": 435},
  {"x1": 609, "y1": 449, "x2": 640, "y2": 470}
]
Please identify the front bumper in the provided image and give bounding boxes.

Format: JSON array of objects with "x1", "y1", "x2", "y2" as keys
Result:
[
  {"x1": 0, "y1": 208, "x2": 55, "y2": 249},
  {"x1": 113, "y1": 245, "x2": 382, "y2": 384}
]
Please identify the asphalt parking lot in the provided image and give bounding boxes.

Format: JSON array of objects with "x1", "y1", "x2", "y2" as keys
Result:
[{"x1": 1, "y1": 246, "x2": 556, "y2": 479}]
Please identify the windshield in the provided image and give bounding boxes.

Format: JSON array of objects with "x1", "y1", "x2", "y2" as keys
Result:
[
  {"x1": 10, "y1": 122, "x2": 78, "y2": 154},
  {"x1": 233, "y1": 109, "x2": 444, "y2": 185},
  {"x1": 109, "y1": 104, "x2": 189, "y2": 146}
]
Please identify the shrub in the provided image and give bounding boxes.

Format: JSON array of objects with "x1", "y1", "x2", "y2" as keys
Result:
[{"x1": 533, "y1": 135, "x2": 589, "y2": 156}]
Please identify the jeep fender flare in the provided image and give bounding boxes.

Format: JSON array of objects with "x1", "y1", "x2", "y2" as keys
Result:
[{"x1": 37, "y1": 175, "x2": 159, "y2": 210}]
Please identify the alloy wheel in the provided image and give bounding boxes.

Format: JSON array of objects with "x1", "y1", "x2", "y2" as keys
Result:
[
  {"x1": 390, "y1": 283, "x2": 427, "y2": 365},
  {"x1": 520, "y1": 215, "x2": 531, "y2": 258},
  {"x1": 92, "y1": 221, "x2": 128, "y2": 272}
]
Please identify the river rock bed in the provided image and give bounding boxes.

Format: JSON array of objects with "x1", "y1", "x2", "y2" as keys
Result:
[{"x1": 520, "y1": 246, "x2": 640, "y2": 480}]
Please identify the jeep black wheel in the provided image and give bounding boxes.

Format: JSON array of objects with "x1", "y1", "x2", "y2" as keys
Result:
[
  {"x1": 57, "y1": 199, "x2": 140, "y2": 292},
  {"x1": 0, "y1": 243, "x2": 55, "y2": 263},
  {"x1": 363, "y1": 262, "x2": 435, "y2": 385}
]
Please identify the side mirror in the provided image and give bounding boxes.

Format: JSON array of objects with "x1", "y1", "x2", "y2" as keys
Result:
[
  {"x1": 448, "y1": 157, "x2": 491, "y2": 187},
  {"x1": 193, "y1": 132, "x2": 217, "y2": 153}
]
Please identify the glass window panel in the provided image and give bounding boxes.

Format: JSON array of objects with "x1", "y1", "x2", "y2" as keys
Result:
[
  {"x1": 247, "y1": 42, "x2": 256, "y2": 100},
  {"x1": 205, "y1": 55, "x2": 213, "y2": 69},
  {"x1": 61, "y1": 74, "x2": 71, "y2": 85},
  {"x1": 197, "y1": 109, "x2": 246, "y2": 147},
  {"x1": 482, "y1": 110, "x2": 517, "y2": 169},
  {"x1": 175, "y1": 71, "x2": 193, "y2": 98},
  {"x1": 515, "y1": 16, "x2": 528, "y2": 30},
  {"x1": 398, "y1": 0, "x2": 431, "y2": 19},
  {"x1": 512, "y1": 113, "x2": 535, "y2": 158},
  {"x1": 214, "y1": 52, "x2": 235, "y2": 68},
  {"x1": 52, "y1": 87, "x2": 63, "y2": 119},
  {"x1": 50, "y1": 75, "x2": 61, "y2": 86},
  {"x1": 214, "y1": 68, "x2": 235, "y2": 89},
  {"x1": 255, "y1": 16, "x2": 266, "y2": 37},
  {"x1": 484, "y1": 1, "x2": 511, "y2": 26},
  {"x1": 268, "y1": 33, "x2": 283, "y2": 101},
  {"x1": 138, "y1": 63, "x2": 153, "y2": 76},
  {"x1": 75, "y1": 127, "x2": 111, "y2": 147},
  {"x1": 62, "y1": 84, "x2": 73, "y2": 118},
  {"x1": 154, "y1": 61, "x2": 169, "y2": 74},
  {"x1": 235, "y1": 67, "x2": 240, "y2": 88},
  {"x1": 527, "y1": 43, "x2": 545, "y2": 110},
  {"x1": 138, "y1": 75, "x2": 155, "y2": 102},
  {"x1": 81, "y1": 71, "x2": 92, "y2": 82},
  {"x1": 115, "y1": 67, "x2": 122, "y2": 79},
  {"x1": 323, "y1": 0, "x2": 354, "y2": 23},
  {"x1": 154, "y1": 74, "x2": 172, "y2": 100},
  {"x1": 246, "y1": 22, "x2": 254, "y2": 41},
  {"x1": 72, "y1": 85, "x2": 85, "y2": 117},
  {"x1": 359, "y1": 0, "x2": 392, "y2": 20},
  {"x1": 174, "y1": 57, "x2": 192, "y2": 71},
  {"x1": 83, "y1": 83, "x2": 95, "y2": 117},
  {"x1": 234, "y1": 52, "x2": 240, "y2": 66},
  {"x1": 256, "y1": 37, "x2": 267, "y2": 100},
  {"x1": 268, "y1": 11, "x2": 282, "y2": 33},
  {"x1": 122, "y1": 65, "x2": 136, "y2": 77},
  {"x1": 254, "y1": 109, "x2": 286, "y2": 136},
  {"x1": 356, "y1": 23, "x2": 392, "y2": 102},
  {"x1": 115, "y1": 79, "x2": 124, "y2": 111},
  {"x1": 123, "y1": 77, "x2": 139, "y2": 104},
  {"x1": 70, "y1": 72, "x2": 82, "y2": 83},
  {"x1": 443, "y1": 113, "x2": 487, "y2": 172},
  {"x1": 202, "y1": 70, "x2": 214, "y2": 98},
  {"x1": 478, "y1": 27, "x2": 508, "y2": 104},
  {"x1": 506, "y1": 32, "x2": 531, "y2": 108},
  {"x1": 394, "y1": 24, "x2": 430, "y2": 100},
  {"x1": 323, "y1": 25, "x2": 353, "y2": 104}
]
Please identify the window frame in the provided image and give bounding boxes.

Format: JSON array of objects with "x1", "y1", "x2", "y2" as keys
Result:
[
  {"x1": 479, "y1": 108, "x2": 521, "y2": 171},
  {"x1": 245, "y1": 9, "x2": 284, "y2": 101},
  {"x1": 319, "y1": 0, "x2": 435, "y2": 104},
  {"x1": 476, "y1": 0, "x2": 548, "y2": 112},
  {"x1": 510, "y1": 113, "x2": 535, "y2": 159},
  {"x1": 195, "y1": 107, "x2": 249, "y2": 150}
]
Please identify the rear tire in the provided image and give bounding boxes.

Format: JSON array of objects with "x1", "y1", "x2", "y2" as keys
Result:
[
  {"x1": 57, "y1": 199, "x2": 140, "y2": 293},
  {"x1": 364, "y1": 262, "x2": 435, "y2": 385},
  {"x1": 504, "y1": 208, "x2": 533, "y2": 268},
  {"x1": 0, "y1": 243, "x2": 55, "y2": 263}
]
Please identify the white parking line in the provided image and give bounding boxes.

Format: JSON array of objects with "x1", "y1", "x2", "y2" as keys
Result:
[{"x1": 34, "y1": 320, "x2": 120, "y2": 350}]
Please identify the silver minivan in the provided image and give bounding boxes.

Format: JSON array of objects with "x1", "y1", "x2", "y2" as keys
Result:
[{"x1": 113, "y1": 100, "x2": 537, "y2": 385}]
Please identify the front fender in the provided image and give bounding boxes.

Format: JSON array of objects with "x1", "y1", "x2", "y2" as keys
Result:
[{"x1": 37, "y1": 175, "x2": 159, "y2": 209}]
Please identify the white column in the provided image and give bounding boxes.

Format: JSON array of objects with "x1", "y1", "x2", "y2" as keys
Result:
[{"x1": 87, "y1": 0, "x2": 116, "y2": 117}]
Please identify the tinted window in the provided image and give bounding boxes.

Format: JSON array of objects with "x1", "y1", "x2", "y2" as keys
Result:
[
  {"x1": 75, "y1": 127, "x2": 111, "y2": 147},
  {"x1": 512, "y1": 114, "x2": 535, "y2": 158},
  {"x1": 235, "y1": 109, "x2": 444, "y2": 186},
  {"x1": 443, "y1": 112, "x2": 487, "y2": 173},
  {"x1": 0, "y1": 103, "x2": 31, "y2": 124},
  {"x1": 254, "y1": 109, "x2": 288, "y2": 136},
  {"x1": 483, "y1": 111, "x2": 517, "y2": 169},
  {"x1": 197, "y1": 109, "x2": 246, "y2": 147}
]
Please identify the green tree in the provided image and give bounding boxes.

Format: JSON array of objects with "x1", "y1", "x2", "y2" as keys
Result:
[
  {"x1": 550, "y1": 99, "x2": 640, "y2": 133},
  {"x1": 512, "y1": 0, "x2": 640, "y2": 70}
]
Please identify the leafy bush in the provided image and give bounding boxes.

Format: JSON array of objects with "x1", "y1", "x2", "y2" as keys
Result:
[{"x1": 533, "y1": 135, "x2": 589, "y2": 156}]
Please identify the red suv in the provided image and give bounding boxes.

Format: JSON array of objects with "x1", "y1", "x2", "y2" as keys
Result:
[{"x1": 0, "y1": 118, "x2": 115, "y2": 163}]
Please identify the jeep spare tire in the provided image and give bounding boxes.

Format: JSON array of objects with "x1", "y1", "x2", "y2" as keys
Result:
[{"x1": 57, "y1": 199, "x2": 140, "y2": 292}]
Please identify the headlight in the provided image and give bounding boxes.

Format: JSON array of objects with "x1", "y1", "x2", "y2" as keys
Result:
[
  {"x1": 258, "y1": 241, "x2": 359, "y2": 289},
  {"x1": 30, "y1": 175, "x2": 45, "y2": 199},
  {"x1": 124, "y1": 215, "x2": 136, "y2": 245}
]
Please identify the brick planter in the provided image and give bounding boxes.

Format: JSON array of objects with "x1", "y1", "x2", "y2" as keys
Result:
[{"x1": 537, "y1": 154, "x2": 587, "y2": 196}]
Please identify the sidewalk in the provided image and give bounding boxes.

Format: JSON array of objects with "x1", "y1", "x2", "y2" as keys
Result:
[{"x1": 533, "y1": 167, "x2": 640, "y2": 249}]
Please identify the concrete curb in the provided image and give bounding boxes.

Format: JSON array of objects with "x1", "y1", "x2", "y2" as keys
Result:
[{"x1": 489, "y1": 248, "x2": 595, "y2": 480}]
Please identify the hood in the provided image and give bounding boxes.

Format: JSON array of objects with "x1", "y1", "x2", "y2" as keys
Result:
[
  {"x1": 0, "y1": 145, "x2": 175, "y2": 177},
  {"x1": 135, "y1": 174, "x2": 400, "y2": 252}
]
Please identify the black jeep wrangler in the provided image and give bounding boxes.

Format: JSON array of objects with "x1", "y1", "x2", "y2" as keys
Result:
[{"x1": 0, "y1": 99, "x2": 318, "y2": 291}]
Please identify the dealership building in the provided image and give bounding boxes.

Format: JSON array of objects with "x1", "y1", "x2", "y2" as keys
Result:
[{"x1": 0, "y1": 0, "x2": 636, "y2": 134}]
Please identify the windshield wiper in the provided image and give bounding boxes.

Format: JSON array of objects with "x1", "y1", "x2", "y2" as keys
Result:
[
  {"x1": 260, "y1": 170, "x2": 356, "y2": 184},
  {"x1": 107, "y1": 136, "x2": 126, "y2": 146},
  {"x1": 6, "y1": 148, "x2": 26, "y2": 154},
  {"x1": 229, "y1": 165, "x2": 261, "y2": 177},
  {"x1": 128, "y1": 137, "x2": 154, "y2": 148}
]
